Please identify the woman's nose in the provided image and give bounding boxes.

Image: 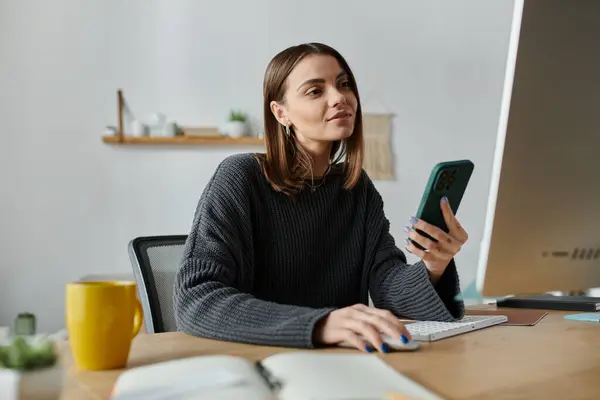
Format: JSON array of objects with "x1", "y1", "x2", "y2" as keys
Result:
[{"x1": 329, "y1": 88, "x2": 347, "y2": 107}]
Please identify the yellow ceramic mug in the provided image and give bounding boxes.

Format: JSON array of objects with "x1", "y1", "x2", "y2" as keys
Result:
[{"x1": 66, "y1": 281, "x2": 143, "y2": 370}]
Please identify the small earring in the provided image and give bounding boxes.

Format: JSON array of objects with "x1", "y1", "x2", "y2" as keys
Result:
[{"x1": 284, "y1": 124, "x2": 291, "y2": 137}]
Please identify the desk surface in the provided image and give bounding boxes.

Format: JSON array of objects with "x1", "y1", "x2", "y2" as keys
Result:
[{"x1": 58, "y1": 309, "x2": 600, "y2": 400}]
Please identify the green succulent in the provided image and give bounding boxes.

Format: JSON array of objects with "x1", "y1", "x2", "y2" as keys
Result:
[
  {"x1": 0, "y1": 336, "x2": 57, "y2": 371},
  {"x1": 229, "y1": 110, "x2": 247, "y2": 122}
]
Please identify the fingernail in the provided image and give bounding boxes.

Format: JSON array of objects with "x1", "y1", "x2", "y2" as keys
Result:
[
  {"x1": 403, "y1": 225, "x2": 411, "y2": 233},
  {"x1": 365, "y1": 345, "x2": 374, "y2": 353},
  {"x1": 381, "y1": 343, "x2": 390, "y2": 354},
  {"x1": 404, "y1": 238, "x2": 411, "y2": 245},
  {"x1": 401, "y1": 335, "x2": 409, "y2": 344},
  {"x1": 442, "y1": 196, "x2": 448, "y2": 203},
  {"x1": 409, "y1": 216, "x2": 418, "y2": 224}
]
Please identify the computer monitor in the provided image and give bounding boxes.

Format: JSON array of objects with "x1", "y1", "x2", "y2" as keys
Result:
[{"x1": 475, "y1": 0, "x2": 600, "y2": 305}]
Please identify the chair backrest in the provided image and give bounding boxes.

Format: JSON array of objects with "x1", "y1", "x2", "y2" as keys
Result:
[{"x1": 128, "y1": 235, "x2": 187, "y2": 333}]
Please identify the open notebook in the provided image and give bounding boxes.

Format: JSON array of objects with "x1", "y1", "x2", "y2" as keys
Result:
[{"x1": 110, "y1": 352, "x2": 443, "y2": 400}]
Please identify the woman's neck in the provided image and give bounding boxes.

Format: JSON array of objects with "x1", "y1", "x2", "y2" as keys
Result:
[
  {"x1": 294, "y1": 135, "x2": 332, "y2": 177},
  {"x1": 310, "y1": 154, "x2": 331, "y2": 177}
]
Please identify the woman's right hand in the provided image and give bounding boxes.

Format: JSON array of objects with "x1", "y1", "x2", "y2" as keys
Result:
[{"x1": 313, "y1": 304, "x2": 411, "y2": 353}]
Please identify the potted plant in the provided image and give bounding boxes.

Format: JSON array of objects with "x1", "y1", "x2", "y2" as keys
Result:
[
  {"x1": 0, "y1": 336, "x2": 64, "y2": 399},
  {"x1": 223, "y1": 110, "x2": 249, "y2": 138}
]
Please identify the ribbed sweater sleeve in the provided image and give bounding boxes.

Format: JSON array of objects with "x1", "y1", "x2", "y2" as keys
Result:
[
  {"x1": 173, "y1": 156, "x2": 335, "y2": 348},
  {"x1": 365, "y1": 176, "x2": 465, "y2": 321}
]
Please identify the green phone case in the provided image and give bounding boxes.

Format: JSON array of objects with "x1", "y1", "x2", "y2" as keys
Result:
[{"x1": 412, "y1": 160, "x2": 474, "y2": 250}]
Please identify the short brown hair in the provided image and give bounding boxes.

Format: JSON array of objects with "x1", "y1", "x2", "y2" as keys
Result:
[{"x1": 256, "y1": 43, "x2": 364, "y2": 196}]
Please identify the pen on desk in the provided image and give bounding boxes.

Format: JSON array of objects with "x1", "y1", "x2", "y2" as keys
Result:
[{"x1": 255, "y1": 360, "x2": 282, "y2": 391}]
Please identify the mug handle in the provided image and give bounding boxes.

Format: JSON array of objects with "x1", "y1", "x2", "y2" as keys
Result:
[{"x1": 132, "y1": 299, "x2": 144, "y2": 338}]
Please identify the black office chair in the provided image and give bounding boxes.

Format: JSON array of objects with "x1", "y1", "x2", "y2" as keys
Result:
[{"x1": 128, "y1": 235, "x2": 188, "y2": 333}]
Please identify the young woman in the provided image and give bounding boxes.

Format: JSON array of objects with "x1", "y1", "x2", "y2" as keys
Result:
[{"x1": 174, "y1": 43, "x2": 468, "y2": 354}]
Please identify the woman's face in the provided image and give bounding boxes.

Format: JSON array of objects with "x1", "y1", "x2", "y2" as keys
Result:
[{"x1": 272, "y1": 54, "x2": 358, "y2": 144}]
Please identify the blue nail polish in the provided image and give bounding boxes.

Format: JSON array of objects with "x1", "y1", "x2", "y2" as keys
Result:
[
  {"x1": 442, "y1": 196, "x2": 448, "y2": 203},
  {"x1": 381, "y1": 343, "x2": 390, "y2": 354},
  {"x1": 401, "y1": 335, "x2": 409, "y2": 344},
  {"x1": 409, "y1": 216, "x2": 418, "y2": 224},
  {"x1": 404, "y1": 238, "x2": 411, "y2": 245},
  {"x1": 403, "y1": 225, "x2": 411, "y2": 233},
  {"x1": 365, "y1": 345, "x2": 373, "y2": 353}
]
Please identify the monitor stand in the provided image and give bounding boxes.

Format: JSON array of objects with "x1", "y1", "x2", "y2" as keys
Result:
[{"x1": 496, "y1": 290, "x2": 600, "y2": 312}]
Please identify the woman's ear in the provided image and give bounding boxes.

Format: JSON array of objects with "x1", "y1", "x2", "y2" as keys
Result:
[{"x1": 270, "y1": 101, "x2": 289, "y2": 126}]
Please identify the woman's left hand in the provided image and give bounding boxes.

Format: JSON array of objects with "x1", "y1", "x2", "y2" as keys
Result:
[{"x1": 404, "y1": 196, "x2": 469, "y2": 282}]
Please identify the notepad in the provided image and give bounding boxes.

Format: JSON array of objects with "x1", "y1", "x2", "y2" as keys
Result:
[
  {"x1": 465, "y1": 308, "x2": 547, "y2": 326},
  {"x1": 564, "y1": 313, "x2": 600, "y2": 323},
  {"x1": 110, "y1": 352, "x2": 444, "y2": 400}
]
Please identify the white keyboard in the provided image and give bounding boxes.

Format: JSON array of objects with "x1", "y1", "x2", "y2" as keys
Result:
[{"x1": 404, "y1": 315, "x2": 508, "y2": 342}]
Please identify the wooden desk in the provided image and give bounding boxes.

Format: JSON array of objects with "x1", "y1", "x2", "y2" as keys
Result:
[{"x1": 58, "y1": 309, "x2": 600, "y2": 400}]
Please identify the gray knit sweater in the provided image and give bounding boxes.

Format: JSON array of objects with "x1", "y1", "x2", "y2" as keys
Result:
[{"x1": 173, "y1": 153, "x2": 464, "y2": 348}]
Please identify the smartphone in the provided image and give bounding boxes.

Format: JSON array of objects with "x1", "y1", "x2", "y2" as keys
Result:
[{"x1": 411, "y1": 160, "x2": 474, "y2": 250}]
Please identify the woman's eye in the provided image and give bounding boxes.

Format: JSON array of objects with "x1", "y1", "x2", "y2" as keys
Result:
[
  {"x1": 307, "y1": 88, "x2": 322, "y2": 96},
  {"x1": 340, "y1": 81, "x2": 351, "y2": 88}
]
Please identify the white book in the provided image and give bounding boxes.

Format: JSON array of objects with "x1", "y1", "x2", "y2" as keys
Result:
[{"x1": 110, "y1": 352, "x2": 443, "y2": 400}]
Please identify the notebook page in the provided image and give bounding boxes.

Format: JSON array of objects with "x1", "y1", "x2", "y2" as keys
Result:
[
  {"x1": 261, "y1": 352, "x2": 443, "y2": 400},
  {"x1": 111, "y1": 355, "x2": 273, "y2": 400}
]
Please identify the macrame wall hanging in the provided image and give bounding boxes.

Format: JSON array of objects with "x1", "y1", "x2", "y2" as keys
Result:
[{"x1": 362, "y1": 112, "x2": 395, "y2": 180}]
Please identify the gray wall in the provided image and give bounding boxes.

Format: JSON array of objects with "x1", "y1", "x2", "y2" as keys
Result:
[{"x1": 0, "y1": 0, "x2": 515, "y2": 332}]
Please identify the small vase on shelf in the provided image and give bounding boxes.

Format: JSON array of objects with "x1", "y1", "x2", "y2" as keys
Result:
[{"x1": 221, "y1": 110, "x2": 249, "y2": 138}]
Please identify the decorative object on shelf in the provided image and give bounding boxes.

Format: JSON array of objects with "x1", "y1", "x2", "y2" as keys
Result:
[
  {"x1": 103, "y1": 125, "x2": 118, "y2": 136},
  {"x1": 14, "y1": 313, "x2": 35, "y2": 336},
  {"x1": 102, "y1": 135, "x2": 264, "y2": 145},
  {"x1": 110, "y1": 89, "x2": 179, "y2": 140},
  {"x1": 149, "y1": 112, "x2": 167, "y2": 136},
  {"x1": 102, "y1": 90, "x2": 262, "y2": 146},
  {"x1": 221, "y1": 109, "x2": 249, "y2": 138},
  {"x1": 163, "y1": 121, "x2": 177, "y2": 137},
  {"x1": 363, "y1": 112, "x2": 395, "y2": 180},
  {"x1": 183, "y1": 126, "x2": 222, "y2": 137},
  {"x1": 130, "y1": 120, "x2": 148, "y2": 137},
  {"x1": 148, "y1": 113, "x2": 178, "y2": 137}
]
